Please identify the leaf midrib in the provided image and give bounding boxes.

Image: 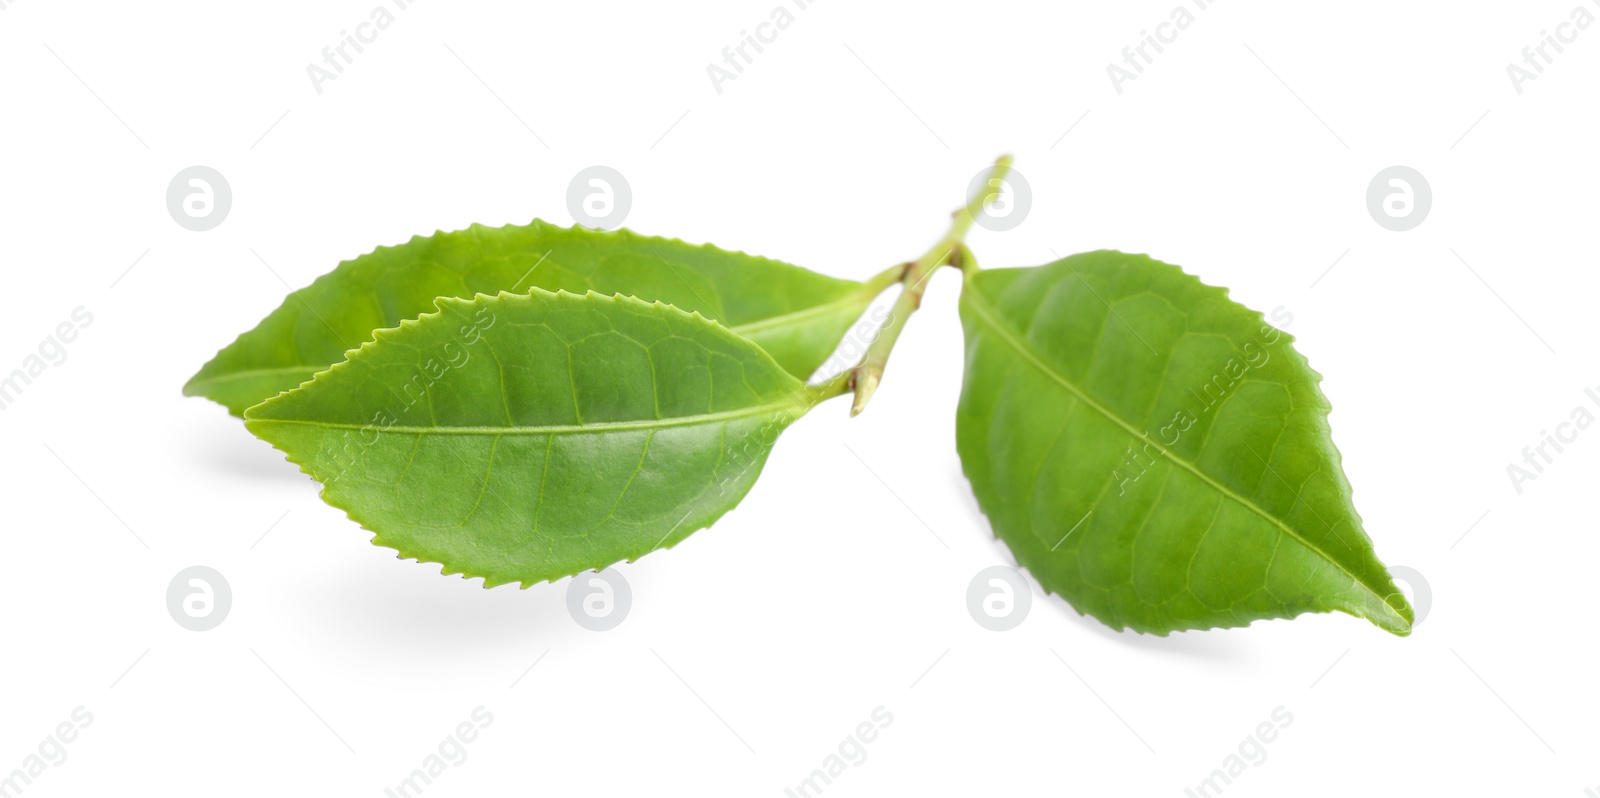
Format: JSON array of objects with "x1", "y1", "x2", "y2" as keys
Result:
[
  {"x1": 192, "y1": 296, "x2": 863, "y2": 392},
  {"x1": 962, "y1": 284, "x2": 1398, "y2": 617},
  {"x1": 247, "y1": 400, "x2": 802, "y2": 437},
  {"x1": 727, "y1": 289, "x2": 868, "y2": 335}
]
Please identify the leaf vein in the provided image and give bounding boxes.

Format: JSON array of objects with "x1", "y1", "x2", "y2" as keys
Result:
[{"x1": 965, "y1": 287, "x2": 1389, "y2": 610}]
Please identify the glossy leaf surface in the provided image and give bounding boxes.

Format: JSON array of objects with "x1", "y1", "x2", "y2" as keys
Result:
[
  {"x1": 246, "y1": 290, "x2": 813, "y2": 587},
  {"x1": 188, "y1": 221, "x2": 877, "y2": 415},
  {"x1": 956, "y1": 252, "x2": 1412, "y2": 635}
]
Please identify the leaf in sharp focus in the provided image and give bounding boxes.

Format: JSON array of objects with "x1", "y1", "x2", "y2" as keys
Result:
[
  {"x1": 187, "y1": 221, "x2": 879, "y2": 415},
  {"x1": 244, "y1": 290, "x2": 814, "y2": 587},
  {"x1": 956, "y1": 251, "x2": 1412, "y2": 636}
]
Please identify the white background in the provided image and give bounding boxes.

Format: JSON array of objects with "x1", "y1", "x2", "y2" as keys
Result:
[{"x1": 2, "y1": 1, "x2": 1597, "y2": 795}]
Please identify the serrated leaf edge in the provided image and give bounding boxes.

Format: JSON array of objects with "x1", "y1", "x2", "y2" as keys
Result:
[
  {"x1": 245, "y1": 287, "x2": 806, "y2": 589},
  {"x1": 961, "y1": 250, "x2": 1414, "y2": 636},
  {"x1": 183, "y1": 219, "x2": 857, "y2": 410}
]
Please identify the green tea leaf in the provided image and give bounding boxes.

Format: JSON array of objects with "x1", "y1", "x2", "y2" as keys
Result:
[
  {"x1": 188, "y1": 221, "x2": 882, "y2": 415},
  {"x1": 956, "y1": 251, "x2": 1412, "y2": 635},
  {"x1": 245, "y1": 290, "x2": 815, "y2": 587}
]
